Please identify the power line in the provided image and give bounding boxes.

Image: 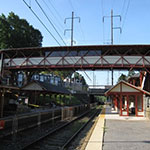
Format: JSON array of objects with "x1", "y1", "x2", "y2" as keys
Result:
[
  {"x1": 122, "y1": 0, "x2": 131, "y2": 29},
  {"x1": 64, "y1": 10, "x2": 91, "y2": 81},
  {"x1": 111, "y1": 0, "x2": 116, "y2": 10},
  {"x1": 22, "y1": 0, "x2": 61, "y2": 46},
  {"x1": 35, "y1": 0, "x2": 67, "y2": 46},
  {"x1": 67, "y1": 1, "x2": 91, "y2": 81},
  {"x1": 42, "y1": 0, "x2": 65, "y2": 32},
  {"x1": 121, "y1": 0, "x2": 126, "y2": 16},
  {"x1": 47, "y1": 0, "x2": 64, "y2": 21},
  {"x1": 119, "y1": 0, "x2": 131, "y2": 43},
  {"x1": 101, "y1": 0, "x2": 105, "y2": 44},
  {"x1": 68, "y1": 0, "x2": 75, "y2": 11}
]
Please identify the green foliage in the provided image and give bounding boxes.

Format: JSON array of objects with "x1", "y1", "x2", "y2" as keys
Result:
[
  {"x1": 96, "y1": 96, "x2": 107, "y2": 102},
  {"x1": 128, "y1": 70, "x2": 135, "y2": 77},
  {"x1": 53, "y1": 70, "x2": 74, "y2": 80},
  {"x1": 38, "y1": 94, "x2": 81, "y2": 106},
  {"x1": 0, "y1": 12, "x2": 43, "y2": 49},
  {"x1": 73, "y1": 72, "x2": 87, "y2": 85},
  {"x1": 41, "y1": 70, "x2": 74, "y2": 80},
  {"x1": 117, "y1": 73, "x2": 127, "y2": 82},
  {"x1": 117, "y1": 71, "x2": 137, "y2": 83}
]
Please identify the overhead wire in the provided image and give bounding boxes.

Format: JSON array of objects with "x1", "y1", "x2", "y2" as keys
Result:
[
  {"x1": 68, "y1": 0, "x2": 75, "y2": 11},
  {"x1": 121, "y1": 0, "x2": 126, "y2": 16},
  {"x1": 35, "y1": 0, "x2": 67, "y2": 46},
  {"x1": 23, "y1": 0, "x2": 91, "y2": 82},
  {"x1": 122, "y1": 0, "x2": 131, "y2": 29},
  {"x1": 65, "y1": 0, "x2": 91, "y2": 81},
  {"x1": 118, "y1": 0, "x2": 125, "y2": 43},
  {"x1": 101, "y1": 0, "x2": 105, "y2": 44},
  {"x1": 70, "y1": 1, "x2": 91, "y2": 81},
  {"x1": 42, "y1": 0, "x2": 65, "y2": 32},
  {"x1": 102, "y1": 0, "x2": 110, "y2": 84},
  {"x1": 22, "y1": 0, "x2": 61, "y2": 46},
  {"x1": 111, "y1": 0, "x2": 116, "y2": 10},
  {"x1": 119, "y1": 0, "x2": 131, "y2": 43},
  {"x1": 47, "y1": 0, "x2": 64, "y2": 22}
]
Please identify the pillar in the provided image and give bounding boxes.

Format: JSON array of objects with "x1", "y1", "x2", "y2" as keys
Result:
[{"x1": 0, "y1": 89, "x2": 5, "y2": 118}]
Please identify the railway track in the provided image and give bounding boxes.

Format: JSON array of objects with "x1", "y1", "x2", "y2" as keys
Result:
[{"x1": 22, "y1": 107, "x2": 101, "y2": 150}]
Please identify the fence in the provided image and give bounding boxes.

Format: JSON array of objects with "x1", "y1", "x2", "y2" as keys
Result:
[{"x1": 0, "y1": 103, "x2": 96, "y2": 138}]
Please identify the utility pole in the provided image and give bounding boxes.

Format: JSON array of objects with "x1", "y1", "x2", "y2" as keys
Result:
[
  {"x1": 64, "y1": 12, "x2": 80, "y2": 46},
  {"x1": 103, "y1": 9, "x2": 122, "y2": 85},
  {"x1": 111, "y1": 9, "x2": 113, "y2": 45}
]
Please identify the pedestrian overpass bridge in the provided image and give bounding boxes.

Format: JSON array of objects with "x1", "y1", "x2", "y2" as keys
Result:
[
  {"x1": 1, "y1": 45, "x2": 150, "y2": 72},
  {"x1": 88, "y1": 85, "x2": 112, "y2": 96}
]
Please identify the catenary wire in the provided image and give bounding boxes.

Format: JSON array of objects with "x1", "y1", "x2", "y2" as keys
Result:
[
  {"x1": 35, "y1": 0, "x2": 67, "y2": 46},
  {"x1": 122, "y1": 0, "x2": 131, "y2": 29},
  {"x1": 47, "y1": 0, "x2": 64, "y2": 21},
  {"x1": 119, "y1": 0, "x2": 131, "y2": 43},
  {"x1": 22, "y1": 0, "x2": 62, "y2": 46},
  {"x1": 42, "y1": 0, "x2": 65, "y2": 32},
  {"x1": 66, "y1": 0, "x2": 91, "y2": 81}
]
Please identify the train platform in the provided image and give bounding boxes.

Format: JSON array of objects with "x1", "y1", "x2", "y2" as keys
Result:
[
  {"x1": 85, "y1": 105, "x2": 150, "y2": 150},
  {"x1": 85, "y1": 107, "x2": 105, "y2": 150}
]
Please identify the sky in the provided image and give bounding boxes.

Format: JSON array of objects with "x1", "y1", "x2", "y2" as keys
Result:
[{"x1": 0, "y1": 0, "x2": 150, "y2": 86}]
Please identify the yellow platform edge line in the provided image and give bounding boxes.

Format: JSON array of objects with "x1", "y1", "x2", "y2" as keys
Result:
[{"x1": 100, "y1": 107, "x2": 106, "y2": 119}]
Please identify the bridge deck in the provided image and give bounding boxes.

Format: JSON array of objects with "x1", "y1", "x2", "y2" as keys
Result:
[{"x1": 1, "y1": 45, "x2": 150, "y2": 71}]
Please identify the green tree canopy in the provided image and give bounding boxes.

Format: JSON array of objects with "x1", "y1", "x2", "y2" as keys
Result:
[
  {"x1": 73, "y1": 72, "x2": 87, "y2": 85},
  {"x1": 117, "y1": 73, "x2": 127, "y2": 82},
  {"x1": 128, "y1": 70, "x2": 135, "y2": 77},
  {"x1": 0, "y1": 12, "x2": 43, "y2": 49}
]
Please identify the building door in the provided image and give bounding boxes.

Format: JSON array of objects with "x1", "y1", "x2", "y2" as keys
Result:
[
  {"x1": 121, "y1": 95, "x2": 129, "y2": 116},
  {"x1": 128, "y1": 95, "x2": 136, "y2": 116}
]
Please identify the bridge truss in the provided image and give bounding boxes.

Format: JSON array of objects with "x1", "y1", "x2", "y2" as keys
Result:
[{"x1": 1, "y1": 45, "x2": 150, "y2": 73}]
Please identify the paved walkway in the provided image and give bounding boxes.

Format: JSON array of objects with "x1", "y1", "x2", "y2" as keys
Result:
[
  {"x1": 103, "y1": 106, "x2": 150, "y2": 150},
  {"x1": 85, "y1": 105, "x2": 150, "y2": 150}
]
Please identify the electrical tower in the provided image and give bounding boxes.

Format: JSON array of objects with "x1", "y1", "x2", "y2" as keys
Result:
[
  {"x1": 64, "y1": 12, "x2": 80, "y2": 46},
  {"x1": 103, "y1": 9, "x2": 122, "y2": 85}
]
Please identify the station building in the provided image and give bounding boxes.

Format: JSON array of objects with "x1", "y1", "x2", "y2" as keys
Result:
[
  {"x1": 105, "y1": 72, "x2": 150, "y2": 117},
  {"x1": 105, "y1": 81, "x2": 150, "y2": 117}
]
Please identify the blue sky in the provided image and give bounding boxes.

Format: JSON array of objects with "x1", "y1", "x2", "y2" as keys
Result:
[{"x1": 0, "y1": 0, "x2": 150, "y2": 85}]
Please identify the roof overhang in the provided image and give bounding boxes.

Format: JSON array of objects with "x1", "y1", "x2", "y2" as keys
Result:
[
  {"x1": 21, "y1": 81, "x2": 70, "y2": 95},
  {"x1": 105, "y1": 80, "x2": 150, "y2": 96}
]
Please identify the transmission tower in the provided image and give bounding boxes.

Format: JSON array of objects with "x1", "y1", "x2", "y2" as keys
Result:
[
  {"x1": 64, "y1": 12, "x2": 80, "y2": 46},
  {"x1": 103, "y1": 9, "x2": 122, "y2": 85}
]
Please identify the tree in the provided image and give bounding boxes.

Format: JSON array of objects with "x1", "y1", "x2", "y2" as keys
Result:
[
  {"x1": 128, "y1": 70, "x2": 135, "y2": 77},
  {"x1": 73, "y1": 72, "x2": 87, "y2": 85},
  {"x1": 0, "y1": 12, "x2": 43, "y2": 49},
  {"x1": 41, "y1": 70, "x2": 74, "y2": 80},
  {"x1": 117, "y1": 73, "x2": 127, "y2": 82}
]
